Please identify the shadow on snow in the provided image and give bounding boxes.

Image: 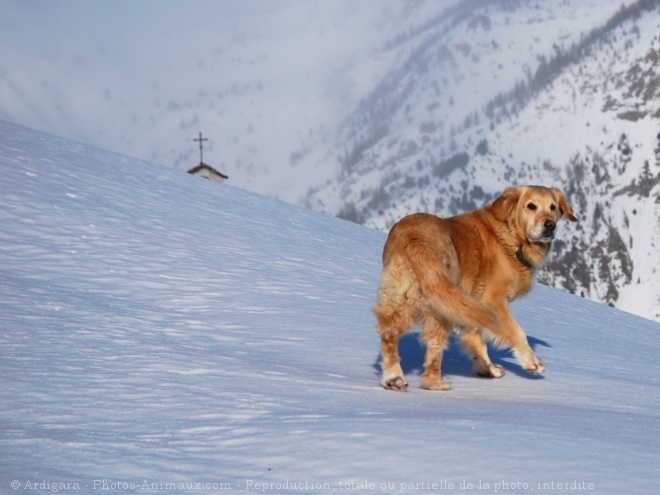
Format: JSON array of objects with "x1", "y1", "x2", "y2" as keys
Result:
[{"x1": 372, "y1": 332, "x2": 551, "y2": 382}]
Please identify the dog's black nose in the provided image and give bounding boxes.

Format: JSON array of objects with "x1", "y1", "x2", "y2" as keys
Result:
[{"x1": 544, "y1": 220, "x2": 556, "y2": 232}]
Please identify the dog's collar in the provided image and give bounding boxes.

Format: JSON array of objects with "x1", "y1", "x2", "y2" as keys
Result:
[{"x1": 516, "y1": 246, "x2": 534, "y2": 269}]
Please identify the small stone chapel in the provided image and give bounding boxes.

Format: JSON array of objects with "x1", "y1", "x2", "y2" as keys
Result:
[{"x1": 187, "y1": 132, "x2": 228, "y2": 183}]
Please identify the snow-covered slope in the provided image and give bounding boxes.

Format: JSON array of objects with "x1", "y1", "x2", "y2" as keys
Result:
[
  {"x1": 1, "y1": 121, "x2": 659, "y2": 494},
  {"x1": 0, "y1": 0, "x2": 398, "y2": 203}
]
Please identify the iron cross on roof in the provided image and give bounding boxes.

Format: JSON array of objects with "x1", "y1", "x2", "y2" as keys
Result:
[{"x1": 193, "y1": 132, "x2": 208, "y2": 165}]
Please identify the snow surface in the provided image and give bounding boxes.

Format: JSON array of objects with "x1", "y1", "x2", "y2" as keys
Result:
[{"x1": 1, "y1": 120, "x2": 659, "y2": 494}]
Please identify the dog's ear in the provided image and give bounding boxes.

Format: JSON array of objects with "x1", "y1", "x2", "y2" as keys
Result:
[
  {"x1": 491, "y1": 187, "x2": 520, "y2": 222},
  {"x1": 551, "y1": 188, "x2": 578, "y2": 222}
]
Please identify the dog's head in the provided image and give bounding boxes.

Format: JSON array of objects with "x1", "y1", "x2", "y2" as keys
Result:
[{"x1": 491, "y1": 186, "x2": 577, "y2": 243}]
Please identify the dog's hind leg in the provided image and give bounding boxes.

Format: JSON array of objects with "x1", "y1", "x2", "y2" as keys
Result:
[
  {"x1": 374, "y1": 313, "x2": 413, "y2": 391},
  {"x1": 419, "y1": 314, "x2": 453, "y2": 390},
  {"x1": 373, "y1": 261, "x2": 420, "y2": 391},
  {"x1": 373, "y1": 297, "x2": 415, "y2": 391},
  {"x1": 459, "y1": 328, "x2": 505, "y2": 378},
  {"x1": 377, "y1": 331, "x2": 408, "y2": 391}
]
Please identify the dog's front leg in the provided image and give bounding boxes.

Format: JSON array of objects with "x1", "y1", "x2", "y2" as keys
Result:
[
  {"x1": 489, "y1": 303, "x2": 546, "y2": 375},
  {"x1": 459, "y1": 327, "x2": 506, "y2": 378}
]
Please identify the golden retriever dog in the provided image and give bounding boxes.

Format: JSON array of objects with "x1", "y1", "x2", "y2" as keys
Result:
[{"x1": 373, "y1": 185, "x2": 577, "y2": 391}]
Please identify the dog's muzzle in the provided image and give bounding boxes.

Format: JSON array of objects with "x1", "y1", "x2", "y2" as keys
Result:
[{"x1": 541, "y1": 220, "x2": 556, "y2": 240}]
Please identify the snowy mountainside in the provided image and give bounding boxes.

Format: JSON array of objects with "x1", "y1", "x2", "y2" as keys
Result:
[
  {"x1": 2, "y1": 121, "x2": 660, "y2": 494},
  {"x1": 3, "y1": 0, "x2": 658, "y2": 321},
  {"x1": 304, "y1": 0, "x2": 660, "y2": 322}
]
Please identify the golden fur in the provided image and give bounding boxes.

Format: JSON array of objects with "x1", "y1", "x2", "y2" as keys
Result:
[{"x1": 373, "y1": 185, "x2": 577, "y2": 391}]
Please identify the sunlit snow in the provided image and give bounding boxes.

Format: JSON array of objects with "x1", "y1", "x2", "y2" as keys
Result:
[{"x1": 1, "y1": 121, "x2": 659, "y2": 494}]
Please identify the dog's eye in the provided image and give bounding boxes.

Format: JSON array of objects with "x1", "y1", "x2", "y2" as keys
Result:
[
  {"x1": 550, "y1": 204, "x2": 556, "y2": 211},
  {"x1": 526, "y1": 203, "x2": 537, "y2": 211}
]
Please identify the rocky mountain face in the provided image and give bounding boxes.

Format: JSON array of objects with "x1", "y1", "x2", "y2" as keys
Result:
[{"x1": 304, "y1": 0, "x2": 660, "y2": 321}]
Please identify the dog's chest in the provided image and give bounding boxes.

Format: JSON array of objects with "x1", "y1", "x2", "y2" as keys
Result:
[{"x1": 506, "y1": 270, "x2": 534, "y2": 301}]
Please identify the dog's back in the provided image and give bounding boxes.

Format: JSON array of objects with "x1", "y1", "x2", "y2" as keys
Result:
[{"x1": 376, "y1": 212, "x2": 497, "y2": 331}]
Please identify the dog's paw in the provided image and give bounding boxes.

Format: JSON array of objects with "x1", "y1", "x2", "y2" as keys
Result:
[
  {"x1": 516, "y1": 349, "x2": 546, "y2": 375},
  {"x1": 525, "y1": 358, "x2": 546, "y2": 375},
  {"x1": 476, "y1": 363, "x2": 505, "y2": 379},
  {"x1": 382, "y1": 376, "x2": 408, "y2": 392},
  {"x1": 420, "y1": 375, "x2": 452, "y2": 391}
]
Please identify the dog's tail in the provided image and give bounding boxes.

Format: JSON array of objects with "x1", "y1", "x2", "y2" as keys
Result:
[{"x1": 403, "y1": 241, "x2": 499, "y2": 329}]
